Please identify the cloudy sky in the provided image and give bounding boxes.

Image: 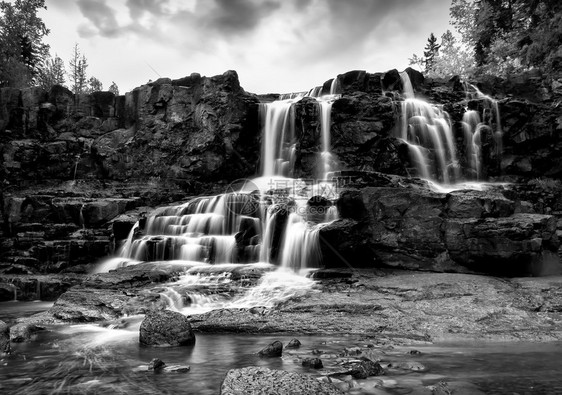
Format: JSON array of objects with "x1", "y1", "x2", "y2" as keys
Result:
[{"x1": 40, "y1": 0, "x2": 452, "y2": 94}]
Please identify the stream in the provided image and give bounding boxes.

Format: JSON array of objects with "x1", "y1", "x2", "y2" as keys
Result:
[{"x1": 2, "y1": 301, "x2": 562, "y2": 394}]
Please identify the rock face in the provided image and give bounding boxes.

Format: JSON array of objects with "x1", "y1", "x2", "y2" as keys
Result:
[
  {"x1": 319, "y1": 171, "x2": 560, "y2": 275},
  {"x1": 0, "y1": 71, "x2": 260, "y2": 187},
  {"x1": 139, "y1": 310, "x2": 196, "y2": 347},
  {"x1": 220, "y1": 367, "x2": 344, "y2": 395},
  {"x1": 1, "y1": 71, "x2": 260, "y2": 275},
  {"x1": 1, "y1": 68, "x2": 561, "y2": 277}
]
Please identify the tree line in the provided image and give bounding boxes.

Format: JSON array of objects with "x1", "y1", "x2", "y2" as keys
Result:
[
  {"x1": 0, "y1": 0, "x2": 119, "y2": 95},
  {"x1": 410, "y1": 0, "x2": 561, "y2": 78}
]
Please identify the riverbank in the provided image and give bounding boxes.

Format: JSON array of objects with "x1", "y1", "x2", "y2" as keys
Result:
[{"x1": 10, "y1": 264, "x2": 562, "y2": 343}]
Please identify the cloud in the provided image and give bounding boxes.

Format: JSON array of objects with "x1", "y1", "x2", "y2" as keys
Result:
[
  {"x1": 194, "y1": 0, "x2": 282, "y2": 36},
  {"x1": 76, "y1": 0, "x2": 121, "y2": 38},
  {"x1": 125, "y1": 0, "x2": 168, "y2": 20}
]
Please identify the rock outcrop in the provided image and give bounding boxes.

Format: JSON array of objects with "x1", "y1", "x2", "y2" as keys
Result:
[
  {"x1": 0, "y1": 71, "x2": 260, "y2": 187},
  {"x1": 319, "y1": 171, "x2": 560, "y2": 275}
]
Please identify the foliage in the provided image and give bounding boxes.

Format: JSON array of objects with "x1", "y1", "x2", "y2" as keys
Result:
[
  {"x1": 87, "y1": 76, "x2": 103, "y2": 93},
  {"x1": 36, "y1": 54, "x2": 65, "y2": 90},
  {"x1": 431, "y1": 30, "x2": 476, "y2": 78},
  {"x1": 0, "y1": 0, "x2": 50, "y2": 87},
  {"x1": 423, "y1": 33, "x2": 441, "y2": 74},
  {"x1": 408, "y1": 54, "x2": 425, "y2": 72},
  {"x1": 69, "y1": 43, "x2": 88, "y2": 95},
  {"x1": 108, "y1": 81, "x2": 119, "y2": 96},
  {"x1": 450, "y1": 0, "x2": 562, "y2": 76}
]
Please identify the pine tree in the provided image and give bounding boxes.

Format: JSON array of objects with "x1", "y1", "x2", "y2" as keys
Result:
[
  {"x1": 69, "y1": 43, "x2": 88, "y2": 95},
  {"x1": 423, "y1": 33, "x2": 441, "y2": 73},
  {"x1": 0, "y1": 0, "x2": 50, "y2": 87}
]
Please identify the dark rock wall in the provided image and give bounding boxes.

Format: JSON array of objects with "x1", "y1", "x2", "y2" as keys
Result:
[
  {"x1": 1, "y1": 68, "x2": 561, "y2": 276},
  {"x1": 309, "y1": 68, "x2": 561, "y2": 182},
  {"x1": 0, "y1": 70, "x2": 261, "y2": 189},
  {"x1": 320, "y1": 173, "x2": 560, "y2": 276},
  {"x1": 0, "y1": 71, "x2": 261, "y2": 275}
]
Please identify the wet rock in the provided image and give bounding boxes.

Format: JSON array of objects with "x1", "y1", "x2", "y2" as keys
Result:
[
  {"x1": 220, "y1": 366, "x2": 343, "y2": 395},
  {"x1": 335, "y1": 358, "x2": 385, "y2": 379},
  {"x1": 258, "y1": 340, "x2": 283, "y2": 357},
  {"x1": 0, "y1": 320, "x2": 10, "y2": 354},
  {"x1": 163, "y1": 364, "x2": 191, "y2": 373},
  {"x1": 50, "y1": 288, "x2": 130, "y2": 322},
  {"x1": 302, "y1": 357, "x2": 323, "y2": 369},
  {"x1": 286, "y1": 338, "x2": 301, "y2": 348},
  {"x1": 139, "y1": 310, "x2": 196, "y2": 347},
  {"x1": 388, "y1": 360, "x2": 428, "y2": 372},
  {"x1": 9, "y1": 323, "x2": 43, "y2": 343},
  {"x1": 148, "y1": 358, "x2": 166, "y2": 371}
]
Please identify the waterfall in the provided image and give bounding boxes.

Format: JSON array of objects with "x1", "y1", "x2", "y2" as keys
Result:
[
  {"x1": 319, "y1": 101, "x2": 334, "y2": 180},
  {"x1": 260, "y1": 100, "x2": 297, "y2": 177},
  {"x1": 399, "y1": 98, "x2": 459, "y2": 183},
  {"x1": 398, "y1": 71, "x2": 502, "y2": 184},
  {"x1": 466, "y1": 83, "x2": 503, "y2": 159},
  {"x1": 94, "y1": 80, "x2": 341, "y2": 276}
]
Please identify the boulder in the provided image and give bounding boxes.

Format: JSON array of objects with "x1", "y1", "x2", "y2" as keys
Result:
[
  {"x1": 302, "y1": 357, "x2": 323, "y2": 368},
  {"x1": 220, "y1": 367, "x2": 343, "y2": 395},
  {"x1": 286, "y1": 338, "x2": 301, "y2": 348},
  {"x1": 147, "y1": 358, "x2": 166, "y2": 371},
  {"x1": 0, "y1": 320, "x2": 10, "y2": 354},
  {"x1": 257, "y1": 340, "x2": 283, "y2": 357},
  {"x1": 335, "y1": 358, "x2": 385, "y2": 379},
  {"x1": 139, "y1": 310, "x2": 196, "y2": 347},
  {"x1": 10, "y1": 322, "x2": 43, "y2": 342}
]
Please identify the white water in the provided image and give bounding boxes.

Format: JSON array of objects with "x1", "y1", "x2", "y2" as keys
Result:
[
  {"x1": 399, "y1": 98, "x2": 459, "y2": 183},
  {"x1": 398, "y1": 71, "x2": 503, "y2": 186},
  {"x1": 92, "y1": 79, "x2": 344, "y2": 317}
]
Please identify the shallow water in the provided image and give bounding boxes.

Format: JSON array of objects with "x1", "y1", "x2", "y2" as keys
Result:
[{"x1": 2, "y1": 302, "x2": 562, "y2": 394}]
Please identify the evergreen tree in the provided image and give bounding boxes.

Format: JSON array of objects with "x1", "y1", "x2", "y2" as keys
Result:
[
  {"x1": 423, "y1": 33, "x2": 441, "y2": 73},
  {"x1": 69, "y1": 43, "x2": 88, "y2": 95},
  {"x1": 0, "y1": 0, "x2": 50, "y2": 87}
]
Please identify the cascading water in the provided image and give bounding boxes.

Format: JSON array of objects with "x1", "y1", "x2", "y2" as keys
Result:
[
  {"x1": 397, "y1": 71, "x2": 502, "y2": 184},
  {"x1": 94, "y1": 78, "x2": 342, "y2": 313}
]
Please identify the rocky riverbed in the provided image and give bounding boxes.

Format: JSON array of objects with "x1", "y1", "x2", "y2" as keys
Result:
[
  {"x1": 2, "y1": 264, "x2": 562, "y2": 394},
  {"x1": 9, "y1": 263, "x2": 562, "y2": 343}
]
